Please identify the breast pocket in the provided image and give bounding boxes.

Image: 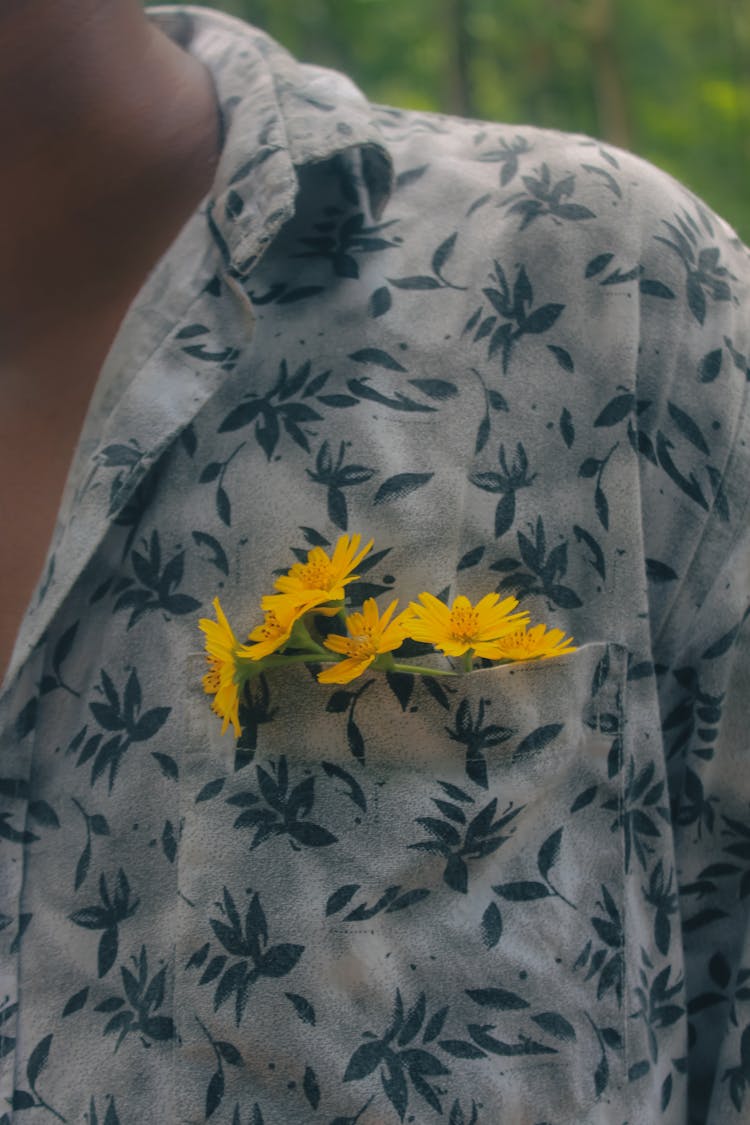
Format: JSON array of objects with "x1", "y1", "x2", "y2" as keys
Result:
[{"x1": 176, "y1": 641, "x2": 628, "y2": 1125}]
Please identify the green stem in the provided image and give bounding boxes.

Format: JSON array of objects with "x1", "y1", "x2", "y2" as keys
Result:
[
  {"x1": 460, "y1": 650, "x2": 474, "y2": 674},
  {"x1": 237, "y1": 652, "x2": 340, "y2": 683},
  {"x1": 389, "y1": 662, "x2": 457, "y2": 678}
]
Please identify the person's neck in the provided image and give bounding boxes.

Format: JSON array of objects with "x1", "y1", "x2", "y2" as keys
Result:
[
  {"x1": 0, "y1": 0, "x2": 222, "y2": 355},
  {"x1": 0, "y1": 1, "x2": 217, "y2": 180}
]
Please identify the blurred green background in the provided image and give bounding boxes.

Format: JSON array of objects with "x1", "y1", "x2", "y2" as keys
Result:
[{"x1": 151, "y1": 0, "x2": 750, "y2": 242}]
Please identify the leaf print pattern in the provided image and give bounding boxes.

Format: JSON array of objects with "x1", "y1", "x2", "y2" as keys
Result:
[{"x1": 1, "y1": 7, "x2": 749, "y2": 1125}]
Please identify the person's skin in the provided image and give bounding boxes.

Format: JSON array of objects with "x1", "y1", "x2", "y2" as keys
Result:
[{"x1": 0, "y1": 0, "x2": 223, "y2": 680}]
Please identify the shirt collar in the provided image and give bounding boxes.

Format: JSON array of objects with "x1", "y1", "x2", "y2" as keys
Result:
[{"x1": 147, "y1": 5, "x2": 394, "y2": 278}]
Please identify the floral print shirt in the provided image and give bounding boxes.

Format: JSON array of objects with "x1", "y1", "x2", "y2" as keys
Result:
[{"x1": 1, "y1": 6, "x2": 749, "y2": 1124}]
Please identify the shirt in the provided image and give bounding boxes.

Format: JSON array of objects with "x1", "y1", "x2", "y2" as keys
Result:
[{"x1": 1, "y1": 6, "x2": 749, "y2": 1124}]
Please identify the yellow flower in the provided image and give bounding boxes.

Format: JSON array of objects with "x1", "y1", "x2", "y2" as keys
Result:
[
  {"x1": 318, "y1": 598, "x2": 409, "y2": 684},
  {"x1": 490, "y1": 622, "x2": 577, "y2": 661},
  {"x1": 403, "y1": 591, "x2": 529, "y2": 659},
  {"x1": 237, "y1": 595, "x2": 318, "y2": 661},
  {"x1": 274, "y1": 533, "x2": 373, "y2": 609},
  {"x1": 198, "y1": 597, "x2": 242, "y2": 737}
]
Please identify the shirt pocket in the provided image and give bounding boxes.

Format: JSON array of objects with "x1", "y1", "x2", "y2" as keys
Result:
[{"x1": 177, "y1": 641, "x2": 628, "y2": 1125}]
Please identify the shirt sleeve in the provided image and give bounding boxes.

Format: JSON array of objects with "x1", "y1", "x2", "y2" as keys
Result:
[{"x1": 635, "y1": 178, "x2": 750, "y2": 1122}]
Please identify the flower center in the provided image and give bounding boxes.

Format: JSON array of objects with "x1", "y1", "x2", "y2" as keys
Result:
[
  {"x1": 203, "y1": 658, "x2": 222, "y2": 694},
  {"x1": 296, "y1": 560, "x2": 334, "y2": 590},
  {"x1": 258, "y1": 610, "x2": 285, "y2": 639},
  {"x1": 346, "y1": 631, "x2": 377, "y2": 659},
  {"x1": 449, "y1": 603, "x2": 479, "y2": 642}
]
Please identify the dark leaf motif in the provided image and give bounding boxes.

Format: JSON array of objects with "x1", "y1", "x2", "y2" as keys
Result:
[
  {"x1": 492, "y1": 880, "x2": 551, "y2": 902},
  {"x1": 560, "y1": 407, "x2": 575, "y2": 448},
  {"x1": 513, "y1": 723, "x2": 563, "y2": 761},
  {"x1": 481, "y1": 902, "x2": 503, "y2": 949},
  {"x1": 698, "y1": 348, "x2": 723, "y2": 383},
  {"x1": 131, "y1": 707, "x2": 171, "y2": 743},
  {"x1": 683, "y1": 904, "x2": 728, "y2": 931},
  {"x1": 439, "y1": 1039, "x2": 486, "y2": 1060},
  {"x1": 578, "y1": 458, "x2": 600, "y2": 479},
  {"x1": 369, "y1": 287, "x2": 392, "y2": 318},
  {"x1": 347, "y1": 713, "x2": 366, "y2": 761},
  {"x1": 443, "y1": 854, "x2": 469, "y2": 894},
  {"x1": 373, "y1": 473, "x2": 434, "y2": 505},
  {"x1": 396, "y1": 164, "x2": 429, "y2": 188},
  {"x1": 151, "y1": 752, "x2": 178, "y2": 780},
  {"x1": 628, "y1": 1059, "x2": 650, "y2": 1081},
  {"x1": 205, "y1": 1068, "x2": 225, "y2": 1119},
  {"x1": 27, "y1": 1033, "x2": 52, "y2": 1087},
  {"x1": 216, "y1": 1041, "x2": 243, "y2": 1067},
  {"x1": 398, "y1": 994, "x2": 427, "y2": 1046},
  {"x1": 75, "y1": 842, "x2": 91, "y2": 890},
  {"x1": 196, "y1": 778, "x2": 226, "y2": 803},
  {"x1": 595, "y1": 485, "x2": 609, "y2": 530},
  {"x1": 667, "y1": 401, "x2": 710, "y2": 455},
  {"x1": 538, "y1": 827, "x2": 563, "y2": 882},
  {"x1": 686, "y1": 275, "x2": 706, "y2": 325},
  {"x1": 457, "y1": 545, "x2": 485, "y2": 571},
  {"x1": 547, "y1": 345, "x2": 574, "y2": 372},
  {"x1": 27, "y1": 801, "x2": 59, "y2": 829},
  {"x1": 389, "y1": 276, "x2": 441, "y2": 290},
  {"x1": 465, "y1": 987, "x2": 529, "y2": 1010},
  {"x1": 343, "y1": 1040, "x2": 387, "y2": 1082},
  {"x1": 386, "y1": 672, "x2": 414, "y2": 712},
  {"x1": 193, "y1": 531, "x2": 229, "y2": 576},
  {"x1": 99, "y1": 928, "x2": 119, "y2": 978},
  {"x1": 381, "y1": 1058, "x2": 409, "y2": 1120},
  {"x1": 595, "y1": 1051, "x2": 609, "y2": 1097},
  {"x1": 258, "y1": 943, "x2": 304, "y2": 978},
  {"x1": 53, "y1": 621, "x2": 79, "y2": 675},
  {"x1": 326, "y1": 884, "x2": 360, "y2": 917},
  {"x1": 321, "y1": 761, "x2": 367, "y2": 812},
  {"x1": 200, "y1": 462, "x2": 223, "y2": 483},
  {"x1": 573, "y1": 525, "x2": 606, "y2": 580},
  {"x1": 494, "y1": 492, "x2": 516, "y2": 538},
  {"x1": 161, "y1": 821, "x2": 177, "y2": 864},
  {"x1": 531, "y1": 1012, "x2": 576, "y2": 1041},
  {"x1": 432, "y1": 231, "x2": 458, "y2": 276},
  {"x1": 639, "y1": 279, "x2": 675, "y2": 299},
  {"x1": 388, "y1": 889, "x2": 431, "y2": 913},
  {"x1": 645, "y1": 559, "x2": 678, "y2": 583},
  {"x1": 571, "y1": 785, "x2": 598, "y2": 813},
  {"x1": 555, "y1": 202, "x2": 595, "y2": 221},
  {"x1": 521, "y1": 303, "x2": 564, "y2": 335},
  {"x1": 347, "y1": 377, "x2": 434, "y2": 413},
  {"x1": 656, "y1": 431, "x2": 708, "y2": 510},
  {"x1": 285, "y1": 993, "x2": 316, "y2": 1026},
  {"x1": 423, "y1": 1006, "x2": 449, "y2": 1044},
  {"x1": 14, "y1": 698, "x2": 38, "y2": 740},
  {"x1": 348, "y1": 348, "x2": 407, "y2": 373},
  {"x1": 585, "y1": 253, "x2": 614, "y2": 278},
  {"x1": 702, "y1": 623, "x2": 740, "y2": 660},
  {"x1": 288, "y1": 822, "x2": 338, "y2": 848},
  {"x1": 326, "y1": 690, "x2": 352, "y2": 714},
  {"x1": 594, "y1": 393, "x2": 635, "y2": 427},
  {"x1": 200, "y1": 957, "x2": 227, "y2": 985},
  {"x1": 303, "y1": 1066, "x2": 321, "y2": 1110},
  {"x1": 11, "y1": 1092, "x2": 35, "y2": 1110},
  {"x1": 62, "y1": 987, "x2": 89, "y2": 1017},
  {"x1": 216, "y1": 486, "x2": 231, "y2": 527},
  {"x1": 661, "y1": 1073, "x2": 673, "y2": 1112},
  {"x1": 410, "y1": 378, "x2": 458, "y2": 401}
]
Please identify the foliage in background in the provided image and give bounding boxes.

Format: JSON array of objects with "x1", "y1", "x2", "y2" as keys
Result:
[{"x1": 151, "y1": 0, "x2": 750, "y2": 241}]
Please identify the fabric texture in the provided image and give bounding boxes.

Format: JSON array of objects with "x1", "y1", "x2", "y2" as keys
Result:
[{"x1": 1, "y1": 6, "x2": 749, "y2": 1123}]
